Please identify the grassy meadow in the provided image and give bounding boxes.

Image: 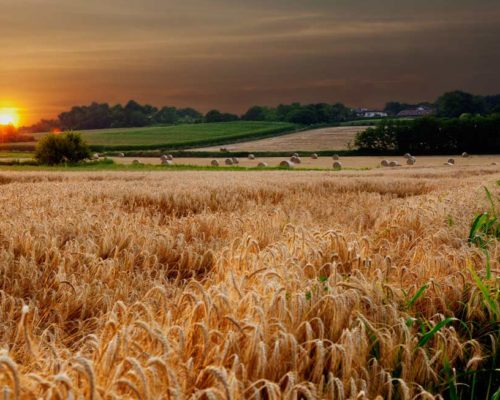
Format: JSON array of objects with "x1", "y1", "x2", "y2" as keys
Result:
[
  {"x1": 2, "y1": 122, "x2": 297, "y2": 152},
  {"x1": 0, "y1": 166, "x2": 498, "y2": 398}
]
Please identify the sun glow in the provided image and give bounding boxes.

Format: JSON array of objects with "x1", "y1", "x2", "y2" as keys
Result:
[{"x1": 0, "y1": 108, "x2": 20, "y2": 127}]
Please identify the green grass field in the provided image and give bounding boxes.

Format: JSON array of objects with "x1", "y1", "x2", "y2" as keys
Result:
[{"x1": 25, "y1": 121, "x2": 297, "y2": 151}]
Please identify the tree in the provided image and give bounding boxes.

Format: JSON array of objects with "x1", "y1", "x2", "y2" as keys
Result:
[
  {"x1": 154, "y1": 107, "x2": 178, "y2": 124},
  {"x1": 177, "y1": 108, "x2": 203, "y2": 123},
  {"x1": 436, "y1": 91, "x2": 486, "y2": 117},
  {"x1": 242, "y1": 106, "x2": 269, "y2": 121},
  {"x1": 35, "y1": 131, "x2": 91, "y2": 165},
  {"x1": 286, "y1": 108, "x2": 317, "y2": 125},
  {"x1": 205, "y1": 110, "x2": 224, "y2": 123}
]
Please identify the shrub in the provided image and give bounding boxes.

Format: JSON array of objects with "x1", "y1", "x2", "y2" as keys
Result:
[{"x1": 35, "y1": 131, "x2": 91, "y2": 165}]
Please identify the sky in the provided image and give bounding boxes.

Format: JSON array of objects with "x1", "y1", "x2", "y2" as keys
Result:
[{"x1": 1, "y1": 0, "x2": 500, "y2": 124}]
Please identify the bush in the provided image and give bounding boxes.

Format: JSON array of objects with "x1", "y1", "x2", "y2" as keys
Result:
[{"x1": 35, "y1": 131, "x2": 91, "y2": 165}]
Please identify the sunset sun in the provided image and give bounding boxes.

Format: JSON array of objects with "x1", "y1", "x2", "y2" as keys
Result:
[{"x1": 0, "y1": 108, "x2": 19, "y2": 127}]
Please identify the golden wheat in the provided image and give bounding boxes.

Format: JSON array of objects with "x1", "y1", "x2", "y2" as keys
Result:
[{"x1": 0, "y1": 167, "x2": 497, "y2": 399}]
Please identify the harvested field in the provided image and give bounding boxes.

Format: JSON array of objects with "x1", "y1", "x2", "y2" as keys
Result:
[
  {"x1": 0, "y1": 167, "x2": 498, "y2": 398},
  {"x1": 112, "y1": 154, "x2": 500, "y2": 169},
  {"x1": 192, "y1": 126, "x2": 366, "y2": 152}
]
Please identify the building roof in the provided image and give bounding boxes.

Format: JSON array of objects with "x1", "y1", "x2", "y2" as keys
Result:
[{"x1": 397, "y1": 107, "x2": 434, "y2": 117}]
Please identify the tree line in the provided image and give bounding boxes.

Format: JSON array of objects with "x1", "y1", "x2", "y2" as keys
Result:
[
  {"x1": 355, "y1": 114, "x2": 500, "y2": 154},
  {"x1": 384, "y1": 91, "x2": 500, "y2": 117},
  {"x1": 21, "y1": 101, "x2": 356, "y2": 133},
  {"x1": 18, "y1": 90, "x2": 500, "y2": 134}
]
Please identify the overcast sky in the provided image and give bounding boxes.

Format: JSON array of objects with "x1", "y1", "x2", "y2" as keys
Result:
[{"x1": 1, "y1": 0, "x2": 499, "y2": 123}]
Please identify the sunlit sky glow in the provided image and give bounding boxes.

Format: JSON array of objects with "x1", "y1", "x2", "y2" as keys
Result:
[{"x1": 1, "y1": 0, "x2": 500, "y2": 124}]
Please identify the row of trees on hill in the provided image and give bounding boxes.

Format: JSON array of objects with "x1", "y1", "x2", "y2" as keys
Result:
[
  {"x1": 21, "y1": 101, "x2": 356, "y2": 132},
  {"x1": 355, "y1": 114, "x2": 500, "y2": 154},
  {"x1": 18, "y1": 90, "x2": 500, "y2": 133}
]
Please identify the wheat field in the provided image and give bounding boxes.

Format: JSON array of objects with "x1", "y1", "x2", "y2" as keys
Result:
[
  {"x1": 192, "y1": 126, "x2": 364, "y2": 152},
  {"x1": 0, "y1": 167, "x2": 498, "y2": 399}
]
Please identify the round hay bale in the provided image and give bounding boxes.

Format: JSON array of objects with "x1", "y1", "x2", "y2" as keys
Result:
[
  {"x1": 161, "y1": 160, "x2": 174, "y2": 166},
  {"x1": 220, "y1": 147, "x2": 228, "y2": 152},
  {"x1": 292, "y1": 152, "x2": 299, "y2": 158},
  {"x1": 257, "y1": 162, "x2": 268, "y2": 167},
  {"x1": 403, "y1": 153, "x2": 412, "y2": 159},
  {"x1": 91, "y1": 153, "x2": 99, "y2": 160},
  {"x1": 211, "y1": 160, "x2": 220, "y2": 167},
  {"x1": 160, "y1": 155, "x2": 168, "y2": 162},
  {"x1": 389, "y1": 161, "x2": 398, "y2": 167},
  {"x1": 290, "y1": 156, "x2": 301, "y2": 164},
  {"x1": 462, "y1": 152, "x2": 469, "y2": 158},
  {"x1": 491, "y1": 162, "x2": 497, "y2": 166},
  {"x1": 447, "y1": 158, "x2": 455, "y2": 165},
  {"x1": 311, "y1": 153, "x2": 319, "y2": 159},
  {"x1": 231, "y1": 157, "x2": 239, "y2": 164},
  {"x1": 132, "y1": 160, "x2": 140, "y2": 165},
  {"x1": 117, "y1": 152, "x2": 125, "y2": 158},
  {"x1": 225, "y1": 158, "x2": 234, "y2": 166},
  {"x1": 332, "y1": 154, "x2": 340, "y2": 160},
  {"x1": 166, "y1": 154, "x2": 173, "y2": 161},
  {"x1": 381, "y1": 159, "x2": 389, "y2": 167},
  {"x1": 280, "y1": 160, "x2": 294, "y2": 168},
  {"x1": 406, "y1": 157, "x2": 416, "y2": 165},
  {"x1": 248, "y1": 154, "x2": 255, "y2": 160},
  {"x1": 333, "y1": 161, "x2": 342, "y2": 170}
]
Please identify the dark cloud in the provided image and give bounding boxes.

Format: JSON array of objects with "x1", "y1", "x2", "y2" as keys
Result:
[{"x1": 1, "y1": 0, "x2": 499, "y2": 123}]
